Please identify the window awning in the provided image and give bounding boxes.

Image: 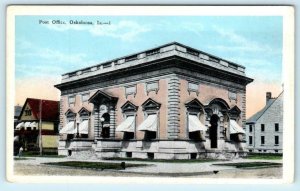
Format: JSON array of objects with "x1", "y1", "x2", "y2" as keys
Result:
[
  {"x1": 16, "y1": 122, "x2": 25, "y2": 130},
  {"x1": 30, "y1": 122, "x2": 38, "y2": 128},
  {"x1": 73, "y1": 120, "x2": 89, "y2": 134},
  {"x1": 188, "y1": 115, "x2": 207, "y2": 132},
  {"x1": 230, "y1": 120, "x2": 245, "y2": 134},
  {"x1": 137, "y1": 114, "x2": 157, "y2": 132},
  {"x1": 59, "y1": 121, "x2": 75, "y2": 134},
  {"x1": 116, "y1": 116, "x2": 135, "y2": 132},
  {"x1": 24, "y1": 122, "x2": 31, "y2": 128},
  {"x1": 14, "y1": 136, "x2": 19, "y2": 142}
]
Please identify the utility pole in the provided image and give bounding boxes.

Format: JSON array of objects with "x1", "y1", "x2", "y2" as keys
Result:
[{"x1": 39, "y1": 99, "x2": 43, "y2": 156}]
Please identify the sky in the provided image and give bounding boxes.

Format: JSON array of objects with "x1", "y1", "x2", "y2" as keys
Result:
[{"x1": 15, "y1": 16, "x2": 283, "y2": 118}]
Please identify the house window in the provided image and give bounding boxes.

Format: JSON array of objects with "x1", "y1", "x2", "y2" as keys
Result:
[
  {"x1": 275, "y1": 150, "x2": 278, "y2": 153},
  {"x1": 25, "y1": 109, "x2": 32, "y2": 116},
  {"x1": 82, "y1": 93, "x2": 89, "y2": 103},
  {"x1": 249, "y1": 125, "x2": 253, "y2": 132},
  {"x1": 275, "y1": 123, "x2": 279, "y2": 132},
  {"x1": 275, "y1": 136, "x2": 279, "y2": 145},
  {"x1": 261, "y1": 124, "x2": 265, "y2": 132},
  {"x1": 261, "y1": 136, "x2": 265, "y2": 145},
  {"x1": 68, "y1": 96, "x2": 75, "y2": 107},
  {"x1": 249, "y1": 136, "x2": 253, "y2": 145}
]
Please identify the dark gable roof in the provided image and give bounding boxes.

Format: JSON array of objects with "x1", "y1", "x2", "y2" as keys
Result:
[
  {"x1": 19, "y1": 98, "x2": 59, "y2": 121},
  {"x1": 246, "y1": 91, "x2": 283, "y2": 123}
]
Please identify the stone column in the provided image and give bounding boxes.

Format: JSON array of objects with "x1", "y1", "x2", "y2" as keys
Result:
[
  {"x1": 219, "y1": 116, "x2": 225, "y2": 139},
  {"x1": 205, "y1": 113, "x2": 210, "y2": 139},
  {"x1": 94, "y1": 106, "x2": 100, "y2": 139},
  {"x1": 167, "y1": 76, "x2": 180, "y2": 139},
  {"x1": 109, "y1": 105, "x2": 116, "y2": 138}
]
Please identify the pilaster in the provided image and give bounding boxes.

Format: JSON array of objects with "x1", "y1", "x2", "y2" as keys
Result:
[
  {"x1": 94, "y1": 106, "x2": 100, "y2": 139},
  {"x1": 167, "y1": 76, "x2": 180, "y2": 139},
  {"x1": 109, "y1": 105, "x2": 116, "y2": 138}
]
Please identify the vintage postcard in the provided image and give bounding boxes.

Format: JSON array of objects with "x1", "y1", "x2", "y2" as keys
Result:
[{"x1": 6, "y1": 5, "x2": 294, "y2": 184}]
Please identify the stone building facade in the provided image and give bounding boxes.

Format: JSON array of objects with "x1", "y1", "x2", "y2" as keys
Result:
[
  {"x1": 55, "y1": 42, "x2": 253, "y2": 159},
  {"x1": 246, "y1": 92, "x2": 283, "y2": 153}
]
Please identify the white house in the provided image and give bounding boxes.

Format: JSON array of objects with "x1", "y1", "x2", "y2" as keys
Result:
[{"x1": 246, "y1": 91, "x2": 283, "y2": 153}]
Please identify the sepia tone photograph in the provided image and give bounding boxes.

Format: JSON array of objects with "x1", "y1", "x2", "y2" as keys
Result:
[{"x1": 6, "y1": 5, "x2": 294, "y2": 184}]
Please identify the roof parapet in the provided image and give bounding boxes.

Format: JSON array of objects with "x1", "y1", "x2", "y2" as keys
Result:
[{"x1": 61, "y1": 42, "x2": 246, "y2": 82}]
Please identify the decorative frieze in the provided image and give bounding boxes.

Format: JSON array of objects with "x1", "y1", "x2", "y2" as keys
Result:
[
  {"x1": 188, "y1": 82, "x2": 199, "y2": 95},
  {"x1": 228, "y1": 90, "x2": 237, "y2": 102},
  {"x1": 146, "y1": 81, "x2": 159, "y2": 95},
  {"x1": 125, "y1": 86, "x2": 136, "y2": 98}
]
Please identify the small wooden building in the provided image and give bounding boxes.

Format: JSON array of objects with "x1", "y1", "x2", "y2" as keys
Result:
[{"x1": 14, "y1": 98, "x2": 59, "y2": 154}]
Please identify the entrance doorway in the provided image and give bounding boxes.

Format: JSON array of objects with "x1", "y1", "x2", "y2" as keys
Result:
[
  {"x1": 210, "y1": 114, "x2": 219, "y2": 148},
  {"x1": 101, "y1": 113, "x2": 110, "y2": 138}
]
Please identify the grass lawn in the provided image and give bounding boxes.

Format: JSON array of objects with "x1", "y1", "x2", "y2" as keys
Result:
[
  {"x1": 14, "y1": 157, "x2": 29, "y2": 160},
  {"x1": 245, "y1": 153, "x2": 282, "y2": 160},
  {"x1": 21, "y1": 154, "x2": 66, "y2": 158},
  {"x1": 43, "y1": 161, "x2": 148, "y2": 170},
  {"x1": 104, "y1": 157, "x2": 222, "y2": 163},
  {"x1": 19, "y1": 151, "x2": 66, "y2": 158},
  {"x1": 214, "y1": 162, "x2": 282, "y2": 169}
]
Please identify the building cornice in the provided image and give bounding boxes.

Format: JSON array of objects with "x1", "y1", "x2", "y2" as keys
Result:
[
  {"x1": 58, "y1": 42, "x2": 250, "y2": 84},
  {"x1": 55, "y1": 55, "x2": 253, "y2": 93}
]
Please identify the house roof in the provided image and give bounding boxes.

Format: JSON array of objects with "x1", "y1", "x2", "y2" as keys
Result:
[
  {"x1": 19, "y1": 98, "x2": 59, "y2": 121},
  {"x1": 246, "y1": 91, "x2": 283, "y2": 123},
  {"x1": 14, "y1": 106, "x2": 22, "y2": 117}
]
